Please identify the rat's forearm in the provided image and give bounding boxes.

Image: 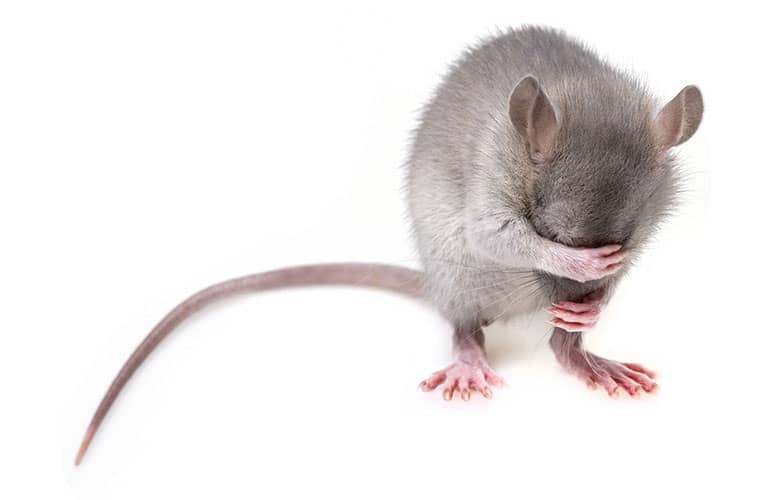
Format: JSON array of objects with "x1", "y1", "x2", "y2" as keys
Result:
[
  {"x1": 464, "y1": 211, "x2": 549, "y2": 270},
  {"x1": 465, "y1": 210, "x2": 626, "y2": 283},
  {"x1": 464, "y1": 212, "x2": 584, "y2": 278}
]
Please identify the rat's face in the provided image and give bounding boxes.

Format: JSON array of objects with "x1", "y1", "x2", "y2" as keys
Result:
[
  {"x1": 508, "y1": 76, "x2": 703, "y2": 250},
  {"x1": 528, "y1": 142, "x2": 666, "y2": 249}
]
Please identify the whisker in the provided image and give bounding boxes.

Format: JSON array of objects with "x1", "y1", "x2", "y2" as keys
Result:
[
  {"x1": 452, "y1": 274, "x2": 541, "y2": 295},
  {"x1": 480, "y1": 276, "x2": 546, "y2": 325}
]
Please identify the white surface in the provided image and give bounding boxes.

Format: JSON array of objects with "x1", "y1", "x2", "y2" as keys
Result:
[{"x1": 1, "y1": 1, "x2": 769, "y2": 498}]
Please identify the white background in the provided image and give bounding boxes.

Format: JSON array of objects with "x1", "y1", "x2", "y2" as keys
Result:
[{"x1": 1, "y1": 1, "x2": 769, "y2": 498}]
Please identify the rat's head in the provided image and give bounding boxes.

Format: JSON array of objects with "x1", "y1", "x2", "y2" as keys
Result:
[{"x1": 508, "y1": 75, "x2": 703, "y2": 249}]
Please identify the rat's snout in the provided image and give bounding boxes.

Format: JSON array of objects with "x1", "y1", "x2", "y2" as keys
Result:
[{"x1": 529, "y1": 199, "x2": 628, "y2": 249}]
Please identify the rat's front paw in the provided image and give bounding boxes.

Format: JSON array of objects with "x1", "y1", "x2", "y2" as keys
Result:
[
  {"x1": 545, "y1": 243, "x2": 626, "y2": 282},
  {"x1": 545, "y1": 288, "x2": 606, "y2": 331},
  {"x1": 546, "y1": 300, "x2": 601, "y2": 331}
]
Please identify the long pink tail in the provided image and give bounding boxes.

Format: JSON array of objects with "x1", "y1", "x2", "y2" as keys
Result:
[{"x1": 75, "y1": 262, "x2": 423, "y2": 465}]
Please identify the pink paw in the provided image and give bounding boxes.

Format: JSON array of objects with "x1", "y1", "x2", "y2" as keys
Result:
[
  {"x1": 548, "y1": 243, "x2": 626, "y2": 282},
  {"x1": 546, "y1": 288, "x2": 606, "y2": 332},
  {"x1": 546, "y1": 300, "x2": 601, "y2": 332},
  {"x1": 419, "y1": 361, "x2": 506, "y2": 401},
  {"x1": 563, "y1": 351, "x2": 658, "y2": 398}
]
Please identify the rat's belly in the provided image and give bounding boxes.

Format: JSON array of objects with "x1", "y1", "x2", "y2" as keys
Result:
[
  {"x1": 475, "y1": 271, "x2": 548, "y2": 323},
  {"x1": 423, "y1": 261, "x2": 548, "y2": 325}
]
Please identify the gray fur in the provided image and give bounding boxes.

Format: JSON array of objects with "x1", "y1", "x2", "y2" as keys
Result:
[{"x1": 406, "y1": 26, "x2": 702, "y2": 325}]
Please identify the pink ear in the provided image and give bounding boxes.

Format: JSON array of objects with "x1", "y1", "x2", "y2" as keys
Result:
[
  {"x1": 509, "y1": 75, "x2": 559, "y2": 162},
  {"x1": 653, "y1": 85, "x2": 704, "y2": 150}
]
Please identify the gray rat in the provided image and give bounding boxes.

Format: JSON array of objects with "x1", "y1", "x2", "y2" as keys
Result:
[{"x1": 75, "y1": 26, "x2": 703, "y2": 465}]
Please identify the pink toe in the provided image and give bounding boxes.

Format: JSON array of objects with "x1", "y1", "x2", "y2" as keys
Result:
[
  {"x1": 548, "y1": 307, "x2": 599, "y2": 324},
  {"x1": 623, "y1": 362, "x2": 657, "y2": 378},
  {"x1": 549, "y1": 319, "x2": 587, "y2": 332},
  {"x1": 554, "y1": 301, "x2": 593, "y2": 313},
  {"x1": 484, "y1": 371, "x2": 505, "y2": 387}
]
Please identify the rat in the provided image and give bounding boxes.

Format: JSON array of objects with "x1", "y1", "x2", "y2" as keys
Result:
[{"x1": 75, "y1": 26, "x2": 703, "y2": 465}]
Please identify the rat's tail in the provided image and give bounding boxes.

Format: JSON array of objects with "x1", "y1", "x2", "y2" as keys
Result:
[{"x1": 74, "y1": 262, "x2": 423, "y2": 466}]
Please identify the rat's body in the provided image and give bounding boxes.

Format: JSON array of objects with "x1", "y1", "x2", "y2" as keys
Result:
[
  {"x1": 407, "y1": 27, "x2": 702, "y2": 399},
  {"x1": 409, "y1": 28, "x2": 676, "y2": 323},
  {"x1": 75, "y1": 27, "x2": 702, "y2": 464}
]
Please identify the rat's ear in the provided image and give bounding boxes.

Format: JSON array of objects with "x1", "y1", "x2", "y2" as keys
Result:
[
  {"x1": 653, "y1": 85, "x2": 703, "y2": 150},
  {"x1": 509, "y1": 75, "x2": 559, "y2": 162}
]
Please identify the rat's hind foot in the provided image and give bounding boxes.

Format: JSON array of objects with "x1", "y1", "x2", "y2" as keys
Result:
[
  {"x1": 550, "y1": 329, "x2": 657, "y2": 398},
  {"x1": 419, "y1": 360, "x2": 505, "y2": 401},
  {"x1": 421, "y1": 323, "x2": 505, "y2": 400},
  {"x1": 564, "y1": 352, "x2": 658, "y2": 398}
]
